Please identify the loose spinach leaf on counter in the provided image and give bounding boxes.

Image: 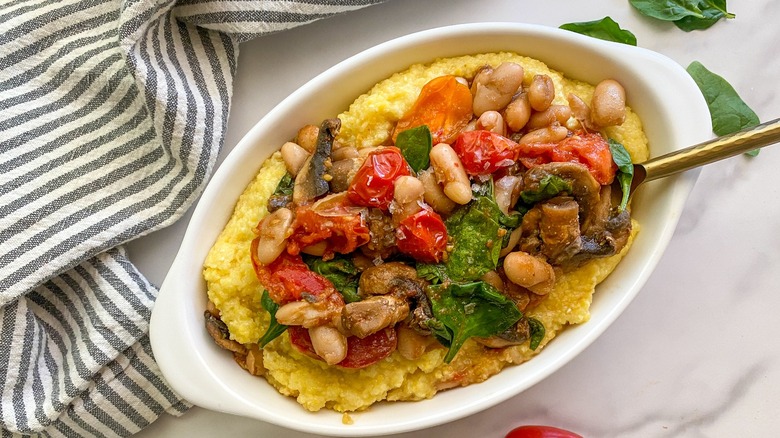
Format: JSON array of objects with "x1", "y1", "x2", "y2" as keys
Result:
[
  {"x1": 258, "y1": 290, "x2": 287, "y2": 346},
  {"x1": 686, "y1": 61, "x2": 760, "y2": 156},
  {"x1": 396, "y1": 125, "x2": 432, "y2": 173},
  {"x1": 629, "y1": 0, "x2": 734, "y2": 31},
  {"x1": 527, "y1": 317, "x2": 546, "y2": 351},
  {"x1": 302, "y1": 254, "x2": 361, "y2": 303},
  {"x1": 559, "y1": 16, "x2": 637, "y2": 45},
  {"x1": 609, "y1": 139, "x2": 635, "y2": 211},
  {"x1": 674, "y1": 0, "x2": 734, "y2": 31},
  {"x1": 426, "y1": 281, "x2": 523, "y2": 363}
]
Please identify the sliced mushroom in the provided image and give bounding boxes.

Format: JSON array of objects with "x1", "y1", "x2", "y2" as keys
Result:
[
  {"x1": 204, "y1": 311, "x2": 247, "y2": 355},
  {"x1": 522, "y1": 162, "x2": 601, "y2": 223},
  {"x1": 293, "y1": 118, "x2": 340, "y2": 205},
  {"x1": 358, "y1": 261, "x2": 420, "y2": 296},
  {"x1": 342, "y1": 295, "x2": 409, "y2": 338}
]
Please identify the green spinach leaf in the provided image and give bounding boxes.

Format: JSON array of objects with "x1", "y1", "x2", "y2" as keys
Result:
[
  {"x1": 427, "y1": 281, "x2": 523, "y2": 363},
  {"x1": 527, "y1": 317, "x2": 546, "y2": 351},
  {"x1": 302, "y1": 254, "x2": 361, "y2": 303},
  {"x1": 629, "y1": 0, "x2": 706, "y2": 21},
  {"x1": 445, "y1": 196, "x2": 504, "y2": 282},
  {"x1": 559, "y1": 16, "x2": 637, "y2": 45},
  {"x1": 608, "y1": 139, "x2": 635, "y2": 211},
  {"x1": 396, "y1": 125, "x2": 432, "y2": 173},
  {"x1": 519, "y1": 174, "x2": 572, "y2": 205},
  {"x1": 267, "y1": 172, "x2": 294, "y2": 211},
  {"x1": 675, "y1": 0, "x2": 735, "y2": 31},
  {"x1": 258, "y1": 290, "x2": 287, "y2": 346},
  {"x1": 416, "y1": 263, "x2": 448, "y2": 285},
  {"x1": 686, "y1": 61, "x2": 760, "y2": 155}
]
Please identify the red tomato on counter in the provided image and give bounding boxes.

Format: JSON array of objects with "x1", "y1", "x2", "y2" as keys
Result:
[
  {"x1": 395, "y1": 208, "x2": 448, "y2": 263},
  {"x1": 505, "y1": 425, "x2": 583, "y2": 438},
  {"x1": 347, "y1": 147, "x2": 411, "y2": 210},
  {"x1": 452, "y1": 130, "x2": 521, "y2": 175}
]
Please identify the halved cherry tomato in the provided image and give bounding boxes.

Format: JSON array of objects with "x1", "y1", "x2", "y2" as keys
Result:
[
  {"x1": 249, "y1": 249, "x2": 341, "y2": 305},
  {"x1": 505, "y1": 425, "x2": 583, "y2": 438},
  {"x1": 288, "y1": 326, "x2": 397, "y2": 369},
  {"x1": 287, "y1": 204, "x2": 370, "y2": 259},
  {"x1": 395, "y1": 208, "x2": 448, "y2": 263},
  {"x1": 393, "y1": 75, "x2": 473, "y2": 144},
  {"x1": 518, "y1": 131, "x2": 616, "y2": 185},
  {"x1": 451, "y1": 130, "x2": 521, "y2": 175},
  {"x1": 347, "y1": 147, "x2": 411, "y2": 210}
]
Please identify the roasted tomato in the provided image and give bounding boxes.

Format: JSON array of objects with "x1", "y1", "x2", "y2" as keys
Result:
[
  {"x1": 347, "y1": 147, "x2": 411, "y2": 210},
  {"x1": 518, "y1": 131, "x2": 616, "y2": 185},
  {"x1": 288, "y1": 326, "x2": 397, "y2": 369},
  {"x1": 287, "y1": 202, "x2": 370, "y2": 259},
  {"x1": 395, "y1": 208, "x2": 448, "y2": 263},
  {"x1": 249, "y1": 250, "x2": 341, "y2": 306},
  {"x1": 393, "y1": 75, "x2": 473, "y2": 144},
  {"x1": 505, "y1": 425, "x2": 583, "y2": 438},
  {"x1": 451, "y1": 130, "x2": 521, "y2": 175}
]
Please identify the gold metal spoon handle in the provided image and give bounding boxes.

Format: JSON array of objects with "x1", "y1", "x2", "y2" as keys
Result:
[{"x1": 637, "y1": 117, "x2": 780, "y2": 185}]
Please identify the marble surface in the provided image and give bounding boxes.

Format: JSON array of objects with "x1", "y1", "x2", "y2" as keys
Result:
[{"x1": 128, "y1": 0, "x2": 780, "y2": 436}]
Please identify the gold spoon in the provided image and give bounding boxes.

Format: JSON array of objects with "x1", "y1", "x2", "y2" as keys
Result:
[{"x1": 631, "y1": 118, "x2": 780, "y2": 193}]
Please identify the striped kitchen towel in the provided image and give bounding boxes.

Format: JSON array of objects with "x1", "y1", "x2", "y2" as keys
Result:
[{"x1": 0, "y1": 1, "x2": 385, "y2": 436}]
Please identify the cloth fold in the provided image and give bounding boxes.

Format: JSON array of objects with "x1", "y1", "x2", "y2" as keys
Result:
[{"x1": 0, "y1": 0, "x2": 385, "y2": 436}]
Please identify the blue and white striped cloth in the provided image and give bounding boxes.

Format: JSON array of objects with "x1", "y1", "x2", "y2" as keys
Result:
[{"x1": 0, "y1": 1, "x2": 384, "y2": 436}]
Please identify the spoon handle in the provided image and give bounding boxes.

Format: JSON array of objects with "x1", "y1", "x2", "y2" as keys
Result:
[{"x1": 637, "y1": 117, "x2": 780, "y2": 185}]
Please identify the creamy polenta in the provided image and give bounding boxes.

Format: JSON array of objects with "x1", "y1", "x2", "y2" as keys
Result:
[{"x1": 203, "y1": 52, "x2": 649, "y2": 413}]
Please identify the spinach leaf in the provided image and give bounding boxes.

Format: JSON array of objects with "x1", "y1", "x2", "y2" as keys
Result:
[
  {"x1": 608, "y1": 139, "x2": 635, "y2": 211},
  {"x1": 445, "y1": 196, "x2": 504, "y2": 282},
  {"x1": 258, "y1": 290, "x2": 287, "y2": 346},
  {"x1": 629, "y1": 0, "x2": 706, "y2": 21},
  {"x1": 559, "y1": 16, "x2": 637, "y2": 45},
  {"x1": 674, "y1": 0, "x2": 735, "y2": 31},
  {"x1": 416, "y1": 263, "x2": 448, "y2": 285},
  {"x1": 427, "y1": 281, "x2": 523, "y2": 363},
  {"x1": 302, "y1": 254, "x2": 361, "y2": 303},
  {"x1": 396, "y1": 125, "x2": 432, "y2": 173},
  {"x1": 267, "y1": 172, "x2": 294, "y2": 211},
  {"x1": 686, "y1": 61, "x2": 760, "y2": 155},
  {"x1": 527, "y1": 317, "x2": 546, "y2": 351},
  {"x1": 519, "y1": 174, "x2": 572, "y2": 205}
]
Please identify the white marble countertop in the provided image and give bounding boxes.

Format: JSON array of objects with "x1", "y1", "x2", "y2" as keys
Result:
[{"x1": 128, "y1": 0, "x2": 780, "y2": 436}]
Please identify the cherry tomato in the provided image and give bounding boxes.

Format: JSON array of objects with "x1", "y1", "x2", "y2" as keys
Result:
[
  {"x1": 393, "y1": 75, "x2": 473, "y2": 144},
  {"x1": 518, "y1": 131, "x2": 616, "y2": 185},
  {"x1": 288, "y1": 326, "x2": 397, "y2": 369},
  {"x1": 505, "y1": 425, "x2": 583, "y2": 438},
  {"x1": 287, "y1": 204, "x2": 370, "y2": 258},
  {"x1": 395, "y1": 208, "x2": 448, "y2": 263},
  {"x1": 249, "y1": 249, "x2": 341, "y2": 305},
  {"x1": 451, "y1": 130, "x2": 521, "y2": 175},
  {"x1": 347, "y1": 147, "x2": 411, "y2": 210}
]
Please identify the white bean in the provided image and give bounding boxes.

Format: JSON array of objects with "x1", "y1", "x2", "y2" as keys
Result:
[
  {"x1": 477, "y1": 110, "x2": 505, "y2": 135},
  {"x1": 504, "y1": 92, "x2": 531, "y2": 131},
  {"x1": 526, "y1": 105, "x2": 573, "y2": 131},
  {"x1": 518, "y1": 125, "x2": 569, "y2": 145},
  {"x1": 494, "y1": 175, "x2": 521, "y2": 215},
  {"x1": 418, "y1": 168, "x2": 456, "y2": 214},
  {"x1": 471, "y1": 62, "x2": 525, "y2": 116},
  {"x1": 280, "y1": 141, "x2": 310, "y2": 176},
  {"x1": 396, "y1": 325, "x2": 430, "y2": 361},
  {"x1": 296, "y1": 124, "x2": 319, "y2": 153},
  {"x1": 590, "y1": 79, "x2": 626, "y2": 128},
  {"x1": 275, "y1": 300, "x2": 334, "y2": 328},
  {"x1": 430, "y1": 143, "x2": 472, "y2": 205},
  {"x1": 503, "y1": 251, "x2": 556, "y2": 295},
  {"x1": 528, "y1": 74, "x2": 555, "y2": 112},
  {"x1": 254, "y1": 208, "x2": 293, "y2": 265},
  {"x1": 308, "y1": 325, "x2": 347, "y2": 365}
]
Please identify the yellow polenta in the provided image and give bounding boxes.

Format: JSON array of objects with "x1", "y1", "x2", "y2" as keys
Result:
[{"x1": 202, "y1": 52, "x2": 649, "y2": 412}]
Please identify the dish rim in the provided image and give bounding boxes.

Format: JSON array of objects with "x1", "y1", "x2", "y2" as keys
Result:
[{"x1": 149, "y1": 22, "x2": 712, "y2": 436}]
